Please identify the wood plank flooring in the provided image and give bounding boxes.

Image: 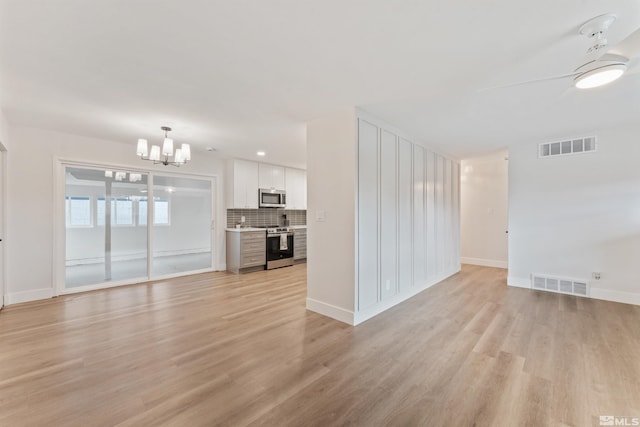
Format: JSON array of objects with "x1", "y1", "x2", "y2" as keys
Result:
[{"x1": 1, "y1": 264, "x2": 639, "y2": 426}]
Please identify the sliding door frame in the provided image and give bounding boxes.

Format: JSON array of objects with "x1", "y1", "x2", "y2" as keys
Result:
[{"x1": 53, "y1": 157, "x2": 219, "y2": 296}]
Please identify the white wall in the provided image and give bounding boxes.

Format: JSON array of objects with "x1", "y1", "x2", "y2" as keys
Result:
[
  {"x1": 306, "y1": 109, "x2": 357, "y2": 323},
  {"x1": 5, "y1": 125, "x2": 225, "y2": 304},
  {"x1": 460, "y1": 150, "x2": 508, "y2": 268},
  {"x1": 354, "y1": 111, "x2": 461, "y2": 324},
  {"x1": 0, "y1": 109, "x2": 10, "y2": 151},
  {"x1": 0, "y1": 109, "x2": 9, "y2": 308},
  {"x1": 306, "y1": 108, "x2": 461, "y2": 325},
  {"x1": 508, "y1": 124, "x2": 640, "y2": 305}
]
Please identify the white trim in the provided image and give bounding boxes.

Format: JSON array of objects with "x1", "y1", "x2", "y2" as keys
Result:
[
  {"x1": 306, "y1": 298, "x2": 355, "y2": 325},
  {"x1": 60, "y1": 268, "x2": 215, "y2": 295},
  {"x1": 354, "y1": 269, "x2": 459, "y2": 326},
  {"x1": 589, "y1": 287, "x2": 640, "y2": 306},
  {"x1": 6, "y1": 287, "x2": 54, "y2": 305},
  {"x1": 53, "y1": 157, "x2": 65, "y2": 296},
  {"x1": 0, "y1": 150, "x2": 5, "y2": 309},
  {"x1": 507, "y1": 276, "x2": 532, "y2": 289},
  {"x1": 461, "y1": 257, "x2": 508, "y2": 269}
]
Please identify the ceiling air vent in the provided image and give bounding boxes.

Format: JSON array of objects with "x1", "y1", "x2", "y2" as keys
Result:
[
  {"x1": 539, "y1": 136, "x2": 596, "y2": 158},
  {"x1": 530, "y1": 274, "x2": 590, "y2": 298}
]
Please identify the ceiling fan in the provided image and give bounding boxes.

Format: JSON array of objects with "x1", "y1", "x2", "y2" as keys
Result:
[{"x1": 485, "y1": 13, "x2": 640, "y2": 90}]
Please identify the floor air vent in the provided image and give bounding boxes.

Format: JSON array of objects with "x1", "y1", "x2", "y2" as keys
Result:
[
  {"x1": 531, "y1": 274, "x2": 589, "y2": 297},
  {"x1": 539, "y1": 136, "x2": 596, "y2": 158}
]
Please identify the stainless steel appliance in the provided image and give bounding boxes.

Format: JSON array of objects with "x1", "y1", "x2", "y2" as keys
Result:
[
  {"x1": 259, "y1": 188, "x2": 286, "y2": 208},
  {"x1": 263, "y1": 226, "x2": 294, "y2": 269}
]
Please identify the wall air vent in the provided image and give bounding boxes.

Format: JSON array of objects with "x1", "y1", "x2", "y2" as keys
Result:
[
  {"x1": 539, "y1": 136, "x2": 596, "y2": 158},
  {"x1": 531, "y1": 274, "x2": 589, "y2": 297}
]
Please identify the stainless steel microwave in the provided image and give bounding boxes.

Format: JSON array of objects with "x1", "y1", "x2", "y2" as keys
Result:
[{"x1": 259, "y1": 188, "x2": 286, "y2": 208}]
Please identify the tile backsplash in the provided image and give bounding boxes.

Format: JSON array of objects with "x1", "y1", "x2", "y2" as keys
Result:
[{"x1": 227, "y1": 209, "x2": 306, "y2": 228}]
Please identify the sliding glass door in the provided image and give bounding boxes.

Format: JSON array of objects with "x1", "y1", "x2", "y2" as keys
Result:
[
  {"x1": 64, "y1": 165, "x2": 213, "y2": 290},
  {"x1": 65, "y1": 167, "x2": 148, "y2": 287},
  {"x1": 151, "y1": 175, "x2": 212, "y2": 275}
]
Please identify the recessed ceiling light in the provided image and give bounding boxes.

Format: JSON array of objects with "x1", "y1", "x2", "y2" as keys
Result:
[{"x1": 256, "y1": 151, "x2": 266, "y2": 156}]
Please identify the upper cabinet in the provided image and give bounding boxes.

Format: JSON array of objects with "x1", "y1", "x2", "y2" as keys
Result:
[
  {"x1": 258, "y1": 164, "x2": 285, "y2": 191},
  {"x1": 285, "y1": 168, "x2": 307, "y2": 210},
  {"x1": 226, "y1": 159, "x2": 259, "y2": 209},
  {"x1": 227, "y1": 160, "x2": 306, "y2": 210}
]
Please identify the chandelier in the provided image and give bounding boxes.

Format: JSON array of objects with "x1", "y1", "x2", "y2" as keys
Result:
[{"x1": 136, "y1": 126, "x2": 191, "y2": 166}]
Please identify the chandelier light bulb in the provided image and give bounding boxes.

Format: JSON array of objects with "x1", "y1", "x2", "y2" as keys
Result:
[
  {"x1": 136, "y1": 139, "x2": 148, "y2": 157},
  {"x1": 162, "y1": 138, "x2": 174, "y2": 156},
  {"x1": 136, "y1": 126, "x2": 191, "y2": 166},
  {"x1": 181, "y1": 143, "x2": 191, "y2": 161},
  {"x1": 149, "y1": 145, "x2": 161, "y2": 161}
]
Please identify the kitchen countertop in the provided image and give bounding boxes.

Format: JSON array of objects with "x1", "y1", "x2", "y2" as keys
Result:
[
  {"x1": 225, "y1": 227, "x2": 265, "y2": 233},
  {"x1": 225, "y1": 225, "x2": 307, "y2": 232}
]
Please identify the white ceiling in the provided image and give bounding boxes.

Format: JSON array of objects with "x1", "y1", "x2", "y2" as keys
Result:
[{"x1": 2, "y1": 1, "x2": 640, "y2": 168}]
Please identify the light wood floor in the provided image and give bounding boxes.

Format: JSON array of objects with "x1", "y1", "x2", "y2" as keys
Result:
[{"x1": 1, "y1": 264, "x2": 639, "y2": 426}]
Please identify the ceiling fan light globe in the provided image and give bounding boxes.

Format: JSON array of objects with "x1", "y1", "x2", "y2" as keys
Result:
[{"x1": 575, "y1": 64, "x2": 626, "y2": 89}]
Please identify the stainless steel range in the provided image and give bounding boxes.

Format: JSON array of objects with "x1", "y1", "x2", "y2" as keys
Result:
[{"x1": 258, "y1": 226, "x2": 295, "y2": 270}]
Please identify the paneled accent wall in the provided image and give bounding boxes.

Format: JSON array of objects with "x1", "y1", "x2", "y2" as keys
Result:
[
  {"x1": 356, "y1": 117, "x2": 461, "y2": 320},
  {"x1": 226, "y1": 209, "x2": 306, "y2": 228}
]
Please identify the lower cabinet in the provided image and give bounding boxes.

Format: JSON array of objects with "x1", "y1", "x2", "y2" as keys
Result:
[
  {"x1": 226, "y1": 231, "x2": 266, "y2": 273},
  {"x1": 294, "y1": 229, "x2": 307, "y2": 261}
]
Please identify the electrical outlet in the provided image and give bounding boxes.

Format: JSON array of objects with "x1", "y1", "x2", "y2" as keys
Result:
[
  {"x1": 592, "y1": 272, "x2": 601, "y2": 280},
  {"x1": 241, "y1": 216, "x2": 245, "y2": 223},
  {"x1": 385, "y1": 280, "x2": 390, "y2": 291}
]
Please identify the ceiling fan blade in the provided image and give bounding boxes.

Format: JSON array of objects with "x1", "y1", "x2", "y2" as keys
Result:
[
  {"x1": 478, "y1": 72, "x2": 579, "y2": 92},
  {"x1": 608, "y1": 27, "x2": 640, "y2": 59},
  {"x1": 623, "y1": 56, "x2": 640, "y2": 75}
]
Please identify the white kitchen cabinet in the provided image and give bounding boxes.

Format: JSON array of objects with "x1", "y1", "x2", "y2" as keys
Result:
[
  {"x1": 285, "y1": 168, "x2": 307, "y2": 210},
  {"x1": 259, "y1": 163, "x2": 285, "y2": 191},
  {"x1": 226, "y1": 159, "x2": 259, "y2": 209}
]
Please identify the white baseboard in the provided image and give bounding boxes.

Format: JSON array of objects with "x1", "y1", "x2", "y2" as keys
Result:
[
  {"x1": 353, "y1": 268, "x2": 460, "y2": 326},
  {"x1": 507, "y1": 276, "x2": 531, "y2": 289},
  {"x1": 306, "y1": 298, "x2": 354, "y2": 325},
  {"x1": 6, "y1": 287, "x2": 54, "y2": 305},
  {"x1": 461, "y1": 257, "x2": 507, "y2": 269},
  {"x1": 590, "y1": 287, "x2": 640, "y2": 306}
]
